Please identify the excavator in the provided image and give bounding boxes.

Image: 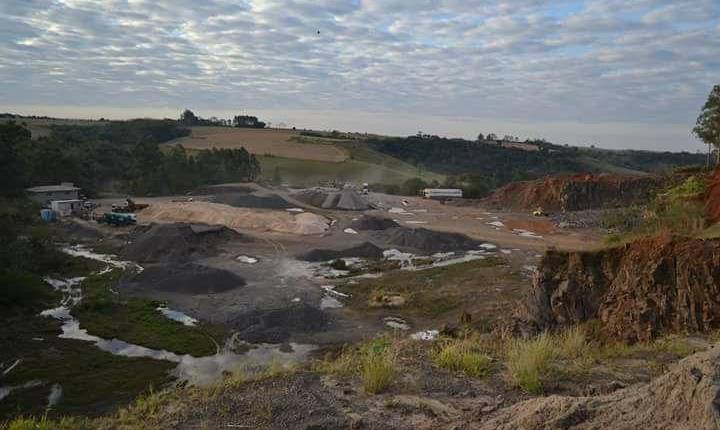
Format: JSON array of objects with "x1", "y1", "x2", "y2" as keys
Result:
[{"x1": 111, "y1": 198, "x2": 149, "y2": 213}]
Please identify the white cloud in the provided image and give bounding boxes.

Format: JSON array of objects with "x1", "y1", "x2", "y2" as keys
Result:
[{"x1": 0, "y1": 0, "x2": 717, "y2": 151}]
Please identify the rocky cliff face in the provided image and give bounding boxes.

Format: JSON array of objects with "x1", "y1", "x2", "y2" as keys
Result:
[
  {"x1": 515, "y1": 235, "x2": 720, "y2": 342},
  {"x1": 484, "y1": 173, "x2": 661, "y2": 212},
  {"x1": 478, "y1": 342, "x2": 720, "y2": 430}
]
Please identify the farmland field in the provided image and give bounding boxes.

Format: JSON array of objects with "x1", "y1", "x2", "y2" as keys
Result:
[{"x1": 168, "y1": 127, "x2": 349, "y2": 162}]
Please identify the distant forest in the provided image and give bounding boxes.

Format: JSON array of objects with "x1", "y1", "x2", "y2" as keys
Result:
[
  {"x1": 367, "y1": 135, "x2": 705, "y2": 194},
  {"x1": 0, "y1": 120, "x2": 260, "y2": 197}
]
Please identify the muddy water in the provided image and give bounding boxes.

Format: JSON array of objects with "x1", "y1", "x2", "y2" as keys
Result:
[{"x1": 39, "y1": 246, "x2": 315, "y2": 388}]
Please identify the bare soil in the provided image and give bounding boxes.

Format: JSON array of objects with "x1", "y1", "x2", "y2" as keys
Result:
[{"x1": 168, "y1": 127, "x2": 349, "y2": 162}]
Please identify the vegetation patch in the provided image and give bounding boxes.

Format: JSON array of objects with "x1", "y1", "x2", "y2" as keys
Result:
[
  {"x1": 73, "y1": 269, "x2": 224, "y2": 357},
  {"x1": 433, "y1": 338, "x2": 493, "y2": 377}
]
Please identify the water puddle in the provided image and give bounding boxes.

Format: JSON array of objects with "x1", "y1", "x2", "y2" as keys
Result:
[
  {"x1": 156, "y1": 306, "x2": 198, "y2": 326},
  {"x1": 410, "y1": 330, "x2": 439, "y2": 341},
  {"x1": 36, "y1": 245, "x2": 316, "y2": 394}
]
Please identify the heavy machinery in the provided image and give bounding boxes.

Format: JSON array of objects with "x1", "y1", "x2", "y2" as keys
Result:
[
  {"x1": 98, "y1": 212, "x2": 137, "y2": 226},
  {"x1": 111, "y1": 198, "x2": 150, "y2": 213}
]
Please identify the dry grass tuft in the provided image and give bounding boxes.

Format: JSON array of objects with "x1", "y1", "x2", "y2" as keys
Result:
[{"x1": 433, "y1": 339, "x2": 493, "y2": 377}]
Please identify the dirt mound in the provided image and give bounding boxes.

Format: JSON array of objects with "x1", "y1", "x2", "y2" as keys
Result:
[
  {"x1": 707, "y1": 166, "x2": 720, "y2": 222},
  {"x1": 293, "y1": 188, "x2": 372, "y2": 211},
  {"x1": 484, "y1": 173, "x2": 661, "y2": 212},
  {"x1": 350, "y1": 215, "x2": 399, "y2": 231},
  {"x1": 211, "y1": 193, "x2": 292, "y2": 209},
  {"x1": 124, "y1": 223, "x2": 247, "y2": 263},
  {"x1": 514, "y1": 235, "x2": 720, "y2": 342},
  {"x1": 123, "y1": 264, "x2": 246, "y2": 295},
  {"x1": 228, "y1": 304, "x2": 328, "y2": 343},
  {"x1": 300, "y1": 242, "x2": 385, "y2": 262},
  {"x1": 374, "y1": 227, "x2": 480, "y2": 253},
  {"x1": 478, "y1": 343, "x2": 720, "y2": 430},
  {"x1": 139, "y1": 201, "x2": 329, "y2": 235}
]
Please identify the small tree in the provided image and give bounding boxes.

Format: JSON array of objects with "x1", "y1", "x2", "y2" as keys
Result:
[
  {"x1": 477, "y1": 133, "x2": 484, "y2": 141},
  {"x1": 693, "y1": 85, "x2": 720, "y2": 169}
]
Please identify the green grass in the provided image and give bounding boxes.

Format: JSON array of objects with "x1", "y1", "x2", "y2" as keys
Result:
[
  {"x1": 257, "y1": 142, "x2": 445, "y2": 187},
  {"x1": 73, "y1": 269, "x2": 224, "y2": 357},
  {"x1": 336, "y1": 258, "x2": 507, "y2": 318},
  {"x1": 505, "y1": 333, "x2": 557, "y2": 394},
  {"x1": 433, "y1": 339, "x2": 493, "y2": 377},
  {"x1": 360, "y1": 347, "x2": 396, "y2": 394}
]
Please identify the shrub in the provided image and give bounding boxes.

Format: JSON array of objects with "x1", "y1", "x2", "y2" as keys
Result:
[
  {"x1": 505, "y1": 333, "x2": 556, "y2": 394},
  {"x1": 434, "y1": 339, "x2": 493, "y2": 377}
]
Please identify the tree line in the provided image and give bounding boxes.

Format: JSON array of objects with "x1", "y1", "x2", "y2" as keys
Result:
[{"x1": 0, "y1": 119, "x2": 260, "y2": 197}]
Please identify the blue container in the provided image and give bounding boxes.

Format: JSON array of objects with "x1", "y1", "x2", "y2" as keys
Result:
[{"x1": 40, "y1": 209, "x2": 56, "y2": 222}]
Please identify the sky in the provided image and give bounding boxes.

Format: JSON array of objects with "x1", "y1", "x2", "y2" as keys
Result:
[{"x1": 1, "y1": 0, "x2": 718, "y2": 152}]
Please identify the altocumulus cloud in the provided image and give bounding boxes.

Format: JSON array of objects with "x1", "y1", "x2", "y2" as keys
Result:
[{"x1": 0, "y1": 0, "x2": 718, "y2": 150}]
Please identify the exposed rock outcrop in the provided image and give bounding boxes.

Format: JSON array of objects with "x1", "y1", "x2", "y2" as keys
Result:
[
  {"x1": 478, "y1": 343, "x2": 720, "y2": 430},
  {"x1": 514, "y1": 235, "x2": 720, "y2": 342},
  {"x1": 484, "y1": 173, "x2": 661, "y2": 212}
]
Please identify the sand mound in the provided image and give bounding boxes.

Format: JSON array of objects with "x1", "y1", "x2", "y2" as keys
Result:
[
  {"x1": 300, "y1": 242, "x2": 385, "y2": 262},
  {"x1": 374, "y1": 227, "x2": 480, "y2": 253},
  {"x1": 484, "y1": 173, "x2": 661, "y2": 212},
  {"x1": 478, "y1": 343, "x2": 720, "y2": 430},
  {"x1": 139, "y1": 201, "x2": 329, "y2": 235},
  {"x1": 123, "y1": 264, "x2": 246, "y2": 295},
  {"x1": 514, "y1": 235, "x2": 720, "y2": 342},
  {"x1": 228, "y1": 304, "x2": 328, "y2": 343},
  {"x1": 125, "y1": 223, "x2": 247, "y2": 263},
  {"x1": 350, "y1": 215, "x2": 399, "y2": 231},
  {"x1": 294, "y1": 188, "x2": 372, "y2": 211}
]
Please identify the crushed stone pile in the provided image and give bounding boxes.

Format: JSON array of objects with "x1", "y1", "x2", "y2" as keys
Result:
[
  {"x1": 513, "y1": 234, "x2": 720, "y2": 342},
  {"x1": 228, "y1": 304, "x2": 328, "y2": 343},
  {"x1": 350, "y1": 215, "x2": 400, "y2": 231},
  {"x1": 122, "y1": 264, "x2": 246, "y2": 295},
  {"x1": 300, "y1": 242, "x2": 385, "y2": 262},
  {"x1": 124, "y1": 223, "x2": 248, "y2": 263},
  {"x1": 483, "y1": 173, "x2": 661, "y2": 212},
  {"x1": 138, "y1": 201, "x2": 329, "y2": 235},
  {"x1": 478, "y1": 343, "x2": 720, "y2": 430},
  {"x1": 211, "y1": 192, "x2": 292, "y2": 209},
  {"x1": 374, "y1": 227, "x2": 480, "y2": 253},
  {"x1": 294, "y1": 188, "x2": 372, "y2": 211}
]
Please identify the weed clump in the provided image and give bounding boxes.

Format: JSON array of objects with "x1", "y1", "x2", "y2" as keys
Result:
[
  {"x1": 505, "y1": 333, "x2": 556, "y2": 394},
  {"x1": 433, "y1": 339, "x2": 493, "y2": 377}
]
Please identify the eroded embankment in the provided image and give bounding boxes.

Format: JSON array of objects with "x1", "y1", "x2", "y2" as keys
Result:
[
  {"x1": 513, "y1": 235, "x2": 720, "y2": 342},
  {"x1": 484, "y1": 173, "x2": 661, "y2": 212}
]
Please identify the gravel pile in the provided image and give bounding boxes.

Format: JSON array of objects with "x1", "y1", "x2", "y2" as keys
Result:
[
  {"x1": 350, "y1": 215, "x2": 399, "y2": 231},
  {"x1": 300, "y1": 242, "x2": 385, "y2": 262},
  {"x1": 228, "y1": 304, "x2": 328, "y2": 343},
  {"x1": 124, "y1": 222, "x2": 247, "y2": 263},
  {"x1": 122, "y1": 264, "x2": 246, "y2": 295},
  {"x1": 374, "y1": 227, "x2": 480, "y2": 253}
]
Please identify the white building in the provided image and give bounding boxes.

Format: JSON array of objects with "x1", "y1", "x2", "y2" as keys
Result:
[
  {"x1": 26, "y1": 183, "x2": 80, "y2": 205},
  {"x1": 423, "y1": 188, "x2": 463, "y2": 200},
  {"x1": 50, "y1": 199, "x2": 84, "y2": 217}
]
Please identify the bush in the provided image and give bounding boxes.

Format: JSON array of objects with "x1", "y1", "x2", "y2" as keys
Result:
[
  {"x1": 0, "y1": 269, "x2": 57, "y2": 312},
  {"x1": 433, "y1": 339, "x2": 493, "y2": 377},
  {"x1": 505, "y1": 333, "x2": 556, "y2": 394}
]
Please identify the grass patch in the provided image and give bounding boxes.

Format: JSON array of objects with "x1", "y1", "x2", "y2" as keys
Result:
[
  {"x1": 73, "y1": 269, "x2": 224, "y2": 357},
  {"x1": 315, "y1": 338, "x2": 397, "y2": 394},
  {"x1": 337, "y1": 258, "x2": 508, "y2": 318},
  {"x1": 505, "y1": 333, "x2": 557, "y2": 394},
  {"x1": 433, "y1": 338, "x2": 493, "y2": 377},
  {"x1": 361, "y1": 348, "x2": 396, "y2": 394}
]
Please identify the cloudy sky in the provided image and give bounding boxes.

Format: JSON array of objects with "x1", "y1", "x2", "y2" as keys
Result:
[{"x1": 1, "y1": 0, "x2": 718, "y2": 151}]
